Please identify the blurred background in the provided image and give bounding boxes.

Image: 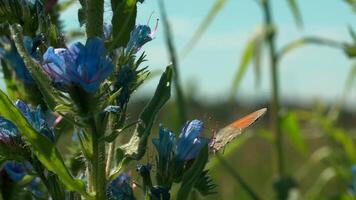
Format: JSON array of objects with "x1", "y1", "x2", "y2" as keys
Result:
[{"x1": 6, "y1": 0, "x2": 356, "y2": 199}]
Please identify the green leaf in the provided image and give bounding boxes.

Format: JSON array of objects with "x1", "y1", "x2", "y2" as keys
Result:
[
  {"x1": 121, "y1": 65, "x2": 173, "y2": 160},
  {"x1": 110, "y1": 0, "x2": 137, "y2": 49},
  {"x1": 344, "y1": 43, "x2": 356, "y2": 58},
  {"x1": 0, "y1": 90, "x2": 89, "y2": 197},
  {"x1": 230, "y1": 26, "x2": 270, "y2": 98},
  {"x1": 331, "y1": 128, "x2": 356, "y2": 163},
  {"x1": 9, "y1": 24, "x2": 64, "y2": 110},
  {"x1": 286, "y1": 0, "x2": 303, "y2": 28},
  {"x1": 181, "y1": 0, "x2": 229, "y2": 58},
  {"x1": 302, "y1": 168, "x2": 336, "y2": 200},
  {"x1": 177, "y1": 145, "x2": 209, "y2": 200},
  {"x1": 278, "y1": 36, "x2": 343, "y2": 60},
  {"x1": 230, "y1": 37, "x2": 254, "y2": 98},
  {"x1": 348, "y1": 26, "x2": 356, "y2": 42},
  {"x1": 281, "y1": 111, "x2": 307, "y2": 155}
]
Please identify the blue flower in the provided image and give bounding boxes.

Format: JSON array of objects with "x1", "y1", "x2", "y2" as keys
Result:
[
  {"x1": 126, "y1": 20, "x2": 158, "y2": 53},
  {"x1": 4, "y1": 161, "x2": 45, "y2": 198},
  {"x1": 0, "y1": 36, "x2": 35, "y2": 84},
  {"x1": 15, "y1": 100, "x2": 55, "y2": 142},
  {"x1": 152, "y1": 125, "x2": 176, "y2": 161},
  {"x1": 42, "y1": 37, "x2": 114, "y2": 93},
  {"x1": 0, "y1": 116, "x2": 22, "y2": 149},
  {"x1": 4, "y1": 161, "x2": 28, "y2": 182},
  {"x1": 176, "y1": 120, "x2": 208, "y2": 161},
  {"x1": 0, "y1": 116, "x2": 19, "y2": 138},
  {"x1": 109, "y1": 172, "x2": 135, "y2": 200}
]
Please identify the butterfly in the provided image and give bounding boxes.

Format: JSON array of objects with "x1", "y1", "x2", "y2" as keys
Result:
[{"x1": 210, "y1": 108, "x2": 267, "y2": 152}]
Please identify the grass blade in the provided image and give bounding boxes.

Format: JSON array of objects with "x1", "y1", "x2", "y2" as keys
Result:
[
  {"x1": 286, "y1": 0, "x2": 303, "y2": 28},
  {"x1": 180, "y1": 0, "x2": 229, "y2": 58},
  {"x1": 158, "y1": 0, "x2": 187, "y2": 127}
]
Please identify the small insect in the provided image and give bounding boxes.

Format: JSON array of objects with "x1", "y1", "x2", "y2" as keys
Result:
[{"x1": 210, "y1": 108, "x2": 267, "y2": 152}]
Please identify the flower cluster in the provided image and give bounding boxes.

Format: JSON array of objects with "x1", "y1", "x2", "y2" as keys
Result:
[
  {"x1": 154, "y1": 120, "x2": 208, "y2": 162},
  {"x1": 42, "y1": 37, "x2": 114, "y2": 93},
  {"x1": 4, "y1": 161, "x2": 45, "y2": 198},
  {"x1": 152, "y1": 120, "x2": 209, "y2": 187},
  {"x1": 0, "y1": 100, "x2": 55, "y2": 197}
]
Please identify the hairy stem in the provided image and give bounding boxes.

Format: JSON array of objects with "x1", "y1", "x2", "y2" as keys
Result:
[{"x1": 89, "y1": 117, "x2": 107, "y2": 200}]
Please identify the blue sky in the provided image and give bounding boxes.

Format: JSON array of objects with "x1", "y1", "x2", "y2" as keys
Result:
[{"x1": 60, "y1": 0, "x2": 355, "y2": 108}]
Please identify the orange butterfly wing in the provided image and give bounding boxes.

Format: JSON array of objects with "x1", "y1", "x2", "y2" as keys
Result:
[{"x1": 211, "y1": 108, "x2": 267, "y2": 151}]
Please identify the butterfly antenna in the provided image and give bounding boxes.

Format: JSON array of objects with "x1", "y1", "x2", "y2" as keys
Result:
[{"x1": 147, "y1": 11, "x2": 154, "y2": 25}]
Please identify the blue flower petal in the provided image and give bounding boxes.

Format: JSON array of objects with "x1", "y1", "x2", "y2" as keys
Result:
[
  {"x1": 0, "y1": 116, "x2": 18, "y2": 137},
  {"x1": 176, "y1": 120, "x2": 207, "y2": 161},
  {"x1": 126, "y1": 24, "x2": 155, "y2": 53},
  {"x1": 4, "y1": 161, "x2": 27, "y2": 182},
  {"x1": 14, "y1": 100, "x2": 55, "y2": 142},
  {"x1": 152, "y1": 125, "x2": 176, "y2": 160},
  {"x1": 43, "y1": 37, "x2": 113, "y2": 92},
  {"x1": 109, "y1": 172, "x2": 135, "y2": 200},
  {"x1": 15, "y1": 100, "x2": 32, "y2": 122}
]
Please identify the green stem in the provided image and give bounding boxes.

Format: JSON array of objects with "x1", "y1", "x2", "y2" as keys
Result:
[
  {"x1": 216, "y1": 154, "x2": 261, "y2": 200},
  {"x1": 262, "y1": 0, "x2": 284, "y2": 176},
  {"x1": 86, "y1": 0, "x2": 104, "y2": 37},
  {"x1": 89, "y1": 117, "x2": 107, "y2": 200}
]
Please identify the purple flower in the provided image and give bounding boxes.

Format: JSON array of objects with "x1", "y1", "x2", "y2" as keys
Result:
[
  {"x1": 176, "y1": 120, "x2": 208, "y2": 161},
  {"x1": 15, "y1": 100, "x2": 55, "y2": 142},
  {"x1": 126, "y1": 20, "x2": 158, "y2": 53},
  {"x1": 42, "y1": 37, "x2": 114, "y2": 93},
  {"x1": 109, "y1": 172, "x2": 135, "y2": 200}
]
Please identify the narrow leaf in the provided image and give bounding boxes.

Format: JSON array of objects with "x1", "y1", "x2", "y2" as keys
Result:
[
  {"x1": 281, "y1": 111, "x2": 307, "y2": 155},
  {"x1": 0, "y1": 90, "x2": 88, "y2": 197},
  {"x1": 286, "y1": 0, "x2": 303, "y2": 28},
  {"x1": 230, "y1": 38, "x2": 255, "y2": 98},
  {"x1": 121, "y1": 65, "x2": 173, "y2": 160},
  {"x1": 278, "y1": 36, "x2": 343, "y2": 60},
  {"x1": 181, "y1": 0, "x2": 229, "y2": 58},
  {"x1": 9, "y1": 24, "x2": 64, "y2": 110}
]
